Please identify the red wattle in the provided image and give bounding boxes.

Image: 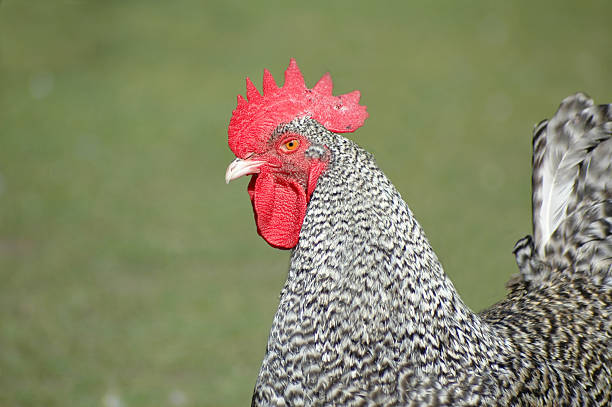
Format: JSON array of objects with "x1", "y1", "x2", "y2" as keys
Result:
[{"x1": 248, "y1": 173, "x2": 307, "y2": 249}]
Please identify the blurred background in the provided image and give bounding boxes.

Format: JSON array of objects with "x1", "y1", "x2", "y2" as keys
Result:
[{"x1": 1, "y1": 0, "x2": 611, "y2": 405}]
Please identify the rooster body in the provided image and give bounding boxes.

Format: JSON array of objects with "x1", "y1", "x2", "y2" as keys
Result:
[{"x1": 225, "y1": 61, "x2": 612, "y2": 406}]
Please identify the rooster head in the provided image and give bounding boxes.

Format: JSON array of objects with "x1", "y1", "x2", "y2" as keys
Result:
[{"x1": 225, "y1": 59, "x2": 368, "y2": 249}]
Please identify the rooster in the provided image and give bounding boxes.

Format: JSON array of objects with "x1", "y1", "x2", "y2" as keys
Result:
[{"x1": 225, "y1": 59, "x2": 612, "y2": 406}]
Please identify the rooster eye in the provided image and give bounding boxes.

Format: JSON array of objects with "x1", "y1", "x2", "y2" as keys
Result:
[{"x1": 281, "y1": 139, "x2": 300, "y2": 153}]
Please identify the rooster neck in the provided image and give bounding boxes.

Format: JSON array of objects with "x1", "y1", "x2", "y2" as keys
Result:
[
  {"x1": 258, "y1": 128, "x2": 509, "y2": 389},
  {"x1": 288, "y1": 137, "x2": 480, "y2": 346}
]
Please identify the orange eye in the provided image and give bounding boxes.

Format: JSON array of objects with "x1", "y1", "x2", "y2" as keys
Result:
[{"x1": 282, "y1": 139, "x2": 300, "y2": 152}]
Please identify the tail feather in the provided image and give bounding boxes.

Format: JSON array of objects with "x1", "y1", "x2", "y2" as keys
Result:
[
  {"x1": 532, "y1": 93, "x2": 599, "y2": 253},
  {"x1": 571, "y1": 111, "x2": 612, "y2": 213},
  {"x1": 516, "y1": 93, "x2": 612, "y2": 280}
]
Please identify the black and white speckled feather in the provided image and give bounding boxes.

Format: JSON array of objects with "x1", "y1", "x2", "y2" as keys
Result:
[
  {"x1": 249, "y1": 94, "x2": 612, "y2": 406},
  {"x1": 531, "y1": 94, "x2": 612, "y2": 264}
]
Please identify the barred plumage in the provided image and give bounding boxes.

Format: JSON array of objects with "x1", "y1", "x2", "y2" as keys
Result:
[{"x1": 226, "y1": 65, "x2": 612, "y2": 406}]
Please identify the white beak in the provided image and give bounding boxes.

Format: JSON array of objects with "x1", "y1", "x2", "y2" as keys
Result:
[{"x1": 225, "y1": 158, "x2": 265, "y2": 184}]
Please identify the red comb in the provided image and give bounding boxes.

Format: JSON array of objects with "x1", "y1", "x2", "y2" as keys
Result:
[{"x1": 228, "y1": 59, "x2": 368, "y2": 157}]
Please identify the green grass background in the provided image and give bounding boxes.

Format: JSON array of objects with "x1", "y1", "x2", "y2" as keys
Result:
[{"x1": 1, "y1": 1, "x2": 611, "y2": 405}]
